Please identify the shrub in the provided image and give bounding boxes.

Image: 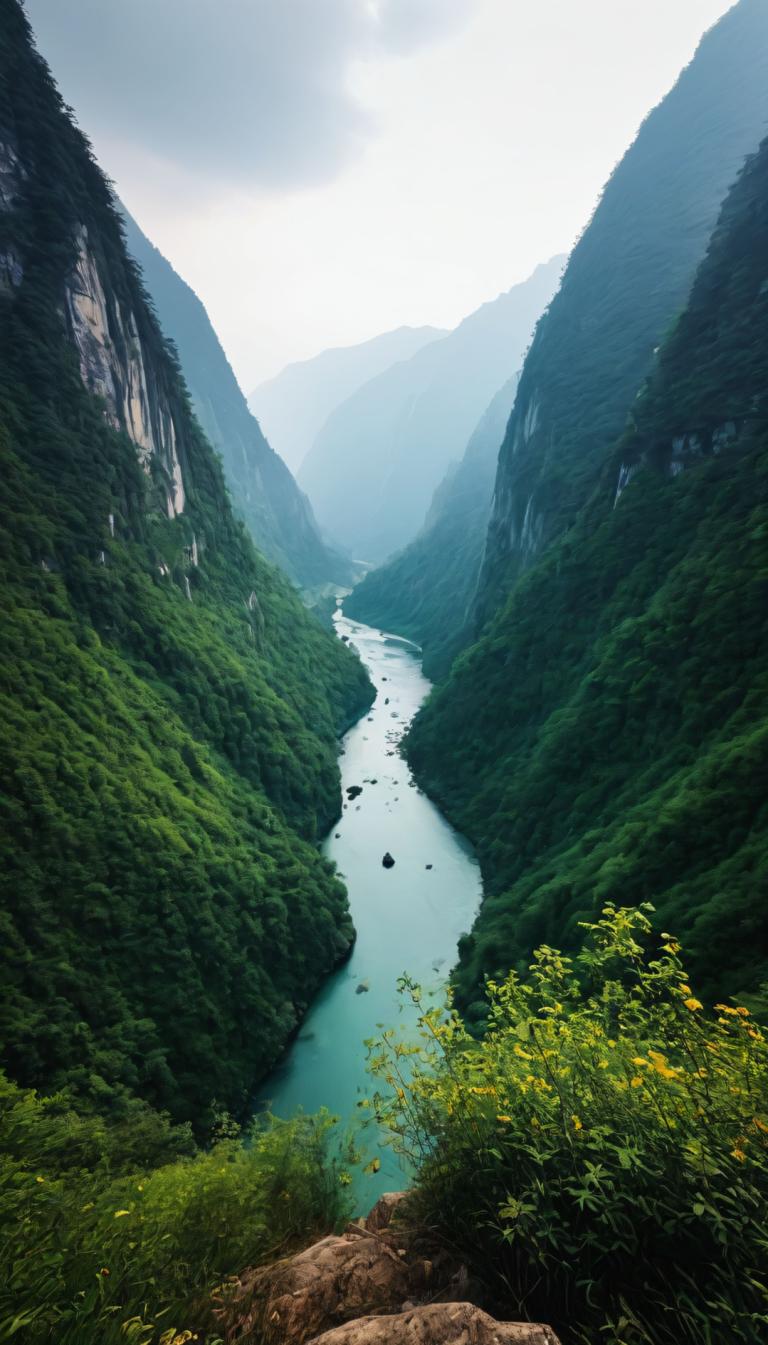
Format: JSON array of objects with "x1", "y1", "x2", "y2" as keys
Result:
[
  {"x1": 370, "y1": 905, "x2": 768, "y2": 1344},
  {"x1": 0, "y1": 1074, "x2": 349, "y2": 1344}
]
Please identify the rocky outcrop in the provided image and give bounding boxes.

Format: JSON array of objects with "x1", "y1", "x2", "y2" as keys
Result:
[
  {"x1": 218, "y1": 1193, "x2": 561, "y2": 1345},
  {"x1": 64, "y1": 227, "x2": 186, "y2": 520},
  {"x1": 310, "y1": 1304, "x2": 560, "y2": 1345}
]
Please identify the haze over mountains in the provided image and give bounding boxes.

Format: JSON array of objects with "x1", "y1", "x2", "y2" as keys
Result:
[
  {"x1": 249, "y1": 325, "x2": 444, "y2": 474},
  {"x1": 298, "y1": 257, "x2": 565, "y2": 563}
]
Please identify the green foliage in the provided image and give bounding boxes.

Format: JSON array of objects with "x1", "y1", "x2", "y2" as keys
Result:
[
  {"x1": 371, "y1": 906, "x2": 768, "y2": 1344},
  {"x1": 0, "y1": 1071, "x2": 349, "y2": 1345},
  {"x1": 407, "y1": 134, "x2": 768, "y2": 1017},
  {"x1": 0, "y1": 0, "x2": 373, "y2": 1126}
]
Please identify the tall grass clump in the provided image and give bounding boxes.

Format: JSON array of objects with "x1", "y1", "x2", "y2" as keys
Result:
[{"x1": 0, "y1": 1078, "x2": 349, "y2": 1345}]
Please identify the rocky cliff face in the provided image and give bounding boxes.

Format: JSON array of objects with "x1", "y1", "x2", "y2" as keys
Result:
[
  {"x1": 477, "y1": 0, "x2": 768, "y2": 625},
  {"x1": 0, "y1": 131, "x2": 191, "y2": 525},
  {"x1": 122, "y1": 210, "x2": 352, "y2": 588}
]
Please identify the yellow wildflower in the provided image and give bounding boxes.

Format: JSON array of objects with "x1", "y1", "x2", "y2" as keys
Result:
[
  {"x1": 572, "y1": 1114, "x2": 583, "y2": 1131},
  {"x1": 35, "y1": 1176, "x2": 45, "y2": 1184},
  {"x1": 732, "y1": 1147, "x2": 747, "y2": 1163},
  {"x1": 715, "y1": 1004, "x2": 740, "y2": 1016},
  {"x1": 630, "y1": 1076, "x2": 644, "y2": 1088},
  {"x1": 736, "y1": 1006, "x2": 751, "y2": 1017},
  {"x1": 496, "y1": 1114, "x2": 513, "y2": 1124},
  {"x1": 114, "y1": 1209, "x2": 131, "y2": 1218},
  {"x1": 684, "y1": 998, "x2": 703, "y2": 1012}
]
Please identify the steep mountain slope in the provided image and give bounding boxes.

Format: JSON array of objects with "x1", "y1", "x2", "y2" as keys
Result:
[
  {"x1": 121, "y1": 210, "x2": 350, "y2": 589},
  {"x1": 299, "y1": 258, "x2": 564, "y2": 563},
  {"x1": 408, "y1": 130, "x2": 768, "y2": 1019},
  {"x1": 477, "y1": 0, "x2": 768, "y2": 622},
  {"x1": 250, "y1": 325, "x2": 444, "y2": 473},
  {"x1": 345, "y1": 375, "x2": 519, "y2": 678},
  {"x1": 0, "y1": 0, "x2": 372, "y2": 1128}
]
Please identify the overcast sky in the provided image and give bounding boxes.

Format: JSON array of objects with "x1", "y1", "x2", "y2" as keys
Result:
[{"x1": 26, "y1": 0, "x2": 733, "y2": 388}]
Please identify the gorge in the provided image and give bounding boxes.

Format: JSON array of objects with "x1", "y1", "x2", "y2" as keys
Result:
[{"x1": 3, "y1": 1, "x2": 768, "y2": 1343}]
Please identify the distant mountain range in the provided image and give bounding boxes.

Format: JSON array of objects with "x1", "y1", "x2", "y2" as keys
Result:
[
  {"x1": 249, "y1": 325, "x2": 444, "y2": 474},
  {"x1": 298, "y1": 258, "x2": 565, "y2": 564}
]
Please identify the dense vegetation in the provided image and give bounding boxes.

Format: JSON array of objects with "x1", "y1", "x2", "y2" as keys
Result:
[
  {"x1": 478, "y1": 0, "x2": 768, "y2": 621},
  {"x1": 408, "y1": 131, "x2": 768, "y2": 1019},
  {"x1": 374, "y1": 906, "x2": 768, "y2": 1344},
  {"x1": 299, "y1": 259, "x2": 562, "y2": 563},
  {"x1": 0, "y1": 0, "x2": 372, "y2": 1127},
  {"x1": 121, "y1": 210, "x2": 351, "y2": 591},
  {"x1": 0, "y1": 1069, "x2": 349, "y2": 1344},
  {"x1": 345, "y1": 375, "x2": 518, "y2": 678}
]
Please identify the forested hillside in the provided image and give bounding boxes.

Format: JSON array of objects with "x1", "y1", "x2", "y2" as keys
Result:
[
  {"x1": 121, "y1": 210, "x2": 351, "y2": 589},
  {"x1": 299, "y1": 258, "x2": 563, "y2": 563},
  {"x1": 408, "y1": 129, "x2": 768, "y2": 1020},
  {"x1": 477, "y1": 0, "x2": 768, "y2": 623},
  {"x1": 0, "y1": 0, "x2": 372, "y2": 1128},
  {"x1": 345, "y1": 375, "x2": 519, "y2": 678}
]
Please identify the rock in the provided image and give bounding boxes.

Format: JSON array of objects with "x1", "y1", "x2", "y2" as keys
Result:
[
  {"x1": 309, "y1": 1304, "x2": 561, "y2": 1345},
  {"x1": 364, "y1": 1192, "x2": 410, "y2": 1233},
  {"x1": 356, "y1": 981, "x2": 370, "y2": 995},
  {"x1": 347, "y1": 786, "x2": 364, "y2": 800},
  {"x1": 425, "y1": 864, "x2": 433, "y2": 870},
  {"x1": 382, "y1": 853, "x2": 395, "y2": 869},
  {"x1": 341, "y1": 635, "x2": 349, "y2": 642},
  {"x1": 335, "y1": 834, "x2": 341, "y2": 839},
  {"x1": 224, "y1": 1226, "x2": 417, "y2": 1345},
  {"x1": 385, "y1": 698, "x2": 390, "y2": 704}
]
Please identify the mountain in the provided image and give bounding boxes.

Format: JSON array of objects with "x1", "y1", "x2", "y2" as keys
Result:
[
  {"x1": 121, "y1": 210, "x2": 351, "y2": 589},
  {"x1": 250, "y1": 325, "x2": 444, "y2": 473},
  {"x1": 476, "y1": 0, "x2": 768, "y2": 624},
  {"x1": 0, "y1": 0, "x2": 372, "y2": 1128},
  {"x1": 345, "y1": 374, "x2": 519, "y2": 678},
  {"x1": 407, "y1": 128, "x2": 768, "y2": 1017},
  {"x1": 298, "y1": 258, "x2": 565, "y2": 564}
]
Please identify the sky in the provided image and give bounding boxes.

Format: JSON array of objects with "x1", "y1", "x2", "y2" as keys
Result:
[{"x1": 25, "y1": 0, "x2": 734, "y2": 390}]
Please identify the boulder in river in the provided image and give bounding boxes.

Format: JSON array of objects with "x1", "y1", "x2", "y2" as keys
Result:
[
  {"x1": 382, "y1": 852, "x2": 395, "y2": 869},
  {"x1": 346, "y1": 785, "x2": 363, "y2": 800},
  {"x1": 426, "y1": 864, "x2": 433, "y2": 870},
  {"x1": 355, "y1": 980, "x2": 370, "y2": 995}
]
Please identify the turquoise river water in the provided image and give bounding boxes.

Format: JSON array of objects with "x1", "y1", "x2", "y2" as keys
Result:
[{"x1": 255, "y1": 606, "x2": 482, "y2": 1201}]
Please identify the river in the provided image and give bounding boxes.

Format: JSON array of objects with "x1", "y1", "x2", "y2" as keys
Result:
[{"x1": 255, "y1": 605, "x2": 482, "y2": 1199}]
